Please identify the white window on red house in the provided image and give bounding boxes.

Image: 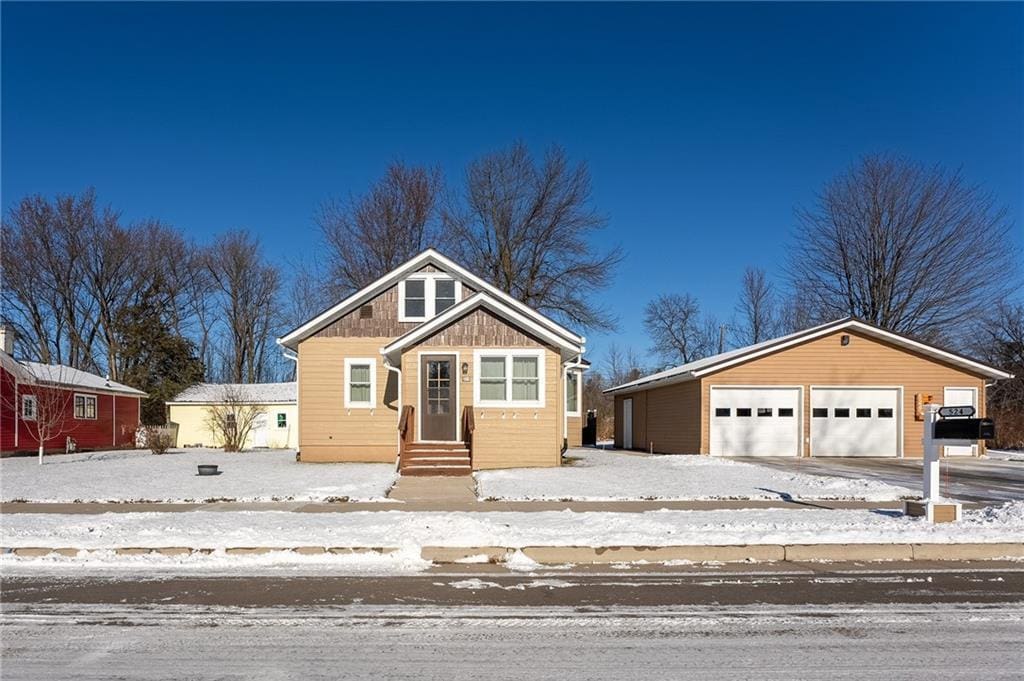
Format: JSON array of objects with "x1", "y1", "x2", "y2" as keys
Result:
[
  {"x1": 21, "y1": 394, "x2": 37, "y2": 420},
  {"x1": 74, "y1": 394, "x2": 97, "y2": 419}
]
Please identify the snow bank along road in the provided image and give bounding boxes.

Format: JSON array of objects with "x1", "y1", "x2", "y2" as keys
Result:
[
  {"x1": 3, "y1": 601, "x2": 1022, "y2": 680},
  {"x1": 4, "y1": 502, "x2": 1023, "y2": 550}
]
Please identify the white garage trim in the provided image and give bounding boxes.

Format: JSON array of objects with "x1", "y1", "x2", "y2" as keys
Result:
[
  {"x1": 709, "y1": 385, "x2": 804, "y2": 457},
  {"x1": 809, "y1": 385, "x2": 903, "y2": 458}
]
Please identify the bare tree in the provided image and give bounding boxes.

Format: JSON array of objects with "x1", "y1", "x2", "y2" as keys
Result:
[
  {"x1": 202, "y1": 386, "x2": 263, "y2": 452},
  {"x1": 1, "y1": 365, "x2": 80, "y2": 464},
  {"x1": 643, "y1": 293, "x2": 717, "y2": 365},
  {"x1": 975, "y1": 302, "x2": 1024, "y2": 449},
  {"x1": 733, "y1": 267, "x2": 780, "y2": 345},
  {"x1": 204, "y1": 230, "x2": 282, "y2": 383},
  {"x1": 602, "y1": 342, "x2": 648, "y2": 386},
  {"x1": 443, "y1": 142, "x2": 623, "y2": 331},
  {"x1": 787, "y1": 155, "x2": 1016, "y2": 343},
  {"x1": 1, "y1": 190, "x2": 103, "y2": 368},
  {"x1": 317, "y1": 162, "x2": 444, "y2": 298}
]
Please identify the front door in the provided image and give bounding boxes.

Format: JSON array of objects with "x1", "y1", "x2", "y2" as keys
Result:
[{"x1": 420, "y1": 354, "x2": 457, "y2": 441}]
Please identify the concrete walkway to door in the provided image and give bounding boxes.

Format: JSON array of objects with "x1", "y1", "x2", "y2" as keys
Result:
[{"x1": 387, "y1": 475, "x2": 478, "y2": 503}]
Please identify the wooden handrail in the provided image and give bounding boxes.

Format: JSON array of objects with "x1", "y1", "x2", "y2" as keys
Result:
[
  {"x1": 399, "y1": 405, "x2": 413, "y2": 437},
  {"x1": 461, "y1": 406, "x2": 475, "y2": 467},
  {"x1": 398, "y1": 405, "x2": 414, "y2": 468}
]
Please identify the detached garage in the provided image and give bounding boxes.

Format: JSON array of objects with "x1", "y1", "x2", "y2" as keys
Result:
[{"x1": 607, "y1": 318, "x2": 1012, "y2": 459}]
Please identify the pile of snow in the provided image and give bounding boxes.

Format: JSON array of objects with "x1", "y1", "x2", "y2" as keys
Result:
[
  {"x1": 986, "y1": 449, "x2": 1024, "y2": 462},
  {"x1": 3, "y1": 502, "x2": 1022, "y2": 550},
  {"x1": 0, "y1": 449, "x2": 397, "y2": 503},
  {"x1": 476, "y1": 449, "x2": 915, "y2": 501}
]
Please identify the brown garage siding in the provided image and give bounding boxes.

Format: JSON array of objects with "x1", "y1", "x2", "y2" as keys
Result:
[
  {"x1": 643, "y1": 380, "x2": 701, "y2": 453},
  {"x1": 697, "y1": 329, "x2": 987, "y2": 458},
  {"x1": 614, "y1": 382, "x2": 700, "y2": 453},
  {"x1": 613, "y1": 392, "x2": 647, "y2": 449}
]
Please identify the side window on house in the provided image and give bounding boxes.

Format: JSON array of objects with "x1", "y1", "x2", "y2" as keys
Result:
[
  {"x1": 345, "y1": 359, "x2": 376, "y2": 408},
  {"x1": 74, "y1": 394, "x2": 97, "y2": 419},
  {"x1": 478, "y1": 357, "x2": 507, "y2": 401},
  {"x1": 435, "y1": 279, "x2": 457, "y2": 314},
  {"x1": 403, "y1": 279, "x2": 426, "y2": 319},
  {"x1": 566, "y1": 372, "x2": 579, "y2": 414},
  {"x1": 277, "y1": 413, "x2": 287, "y2": 428},
  {"x1": 21, "y1": 394, "x2": 37, "y2": 420},
  {"x1": 512, "y1": 357, "x2": 539, "y2": 401},
  {"x1": 400, "y1": 276, "x2": 460, "y2": 321},
  {"x1": 476, "y1": 351, "x2": 545, "y2": 407}
]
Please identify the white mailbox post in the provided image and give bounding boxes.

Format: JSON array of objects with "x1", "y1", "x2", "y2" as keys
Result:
[{"x1": 904, "y1": 403, "x2": 963, "y2": 523}]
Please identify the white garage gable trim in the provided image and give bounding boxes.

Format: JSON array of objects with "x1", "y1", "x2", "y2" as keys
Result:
[{"x1": 709, "y1": 385, "x2": 804, "y2": 457}]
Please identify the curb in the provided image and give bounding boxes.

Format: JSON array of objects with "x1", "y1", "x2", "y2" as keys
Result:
[{"x1": 4, "y1": 543, "x2": 1024, "y2": 563}]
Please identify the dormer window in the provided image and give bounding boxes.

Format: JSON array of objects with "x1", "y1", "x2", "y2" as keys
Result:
[{"x1": 398, "y1": 275, "x2": 461, "y2": 322}]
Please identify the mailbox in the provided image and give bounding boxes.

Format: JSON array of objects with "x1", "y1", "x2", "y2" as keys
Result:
[{"x1": 933, "y1": 418, "x2": 995, "y2": 441}]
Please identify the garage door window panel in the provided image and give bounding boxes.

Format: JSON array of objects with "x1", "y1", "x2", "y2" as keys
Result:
[
  {"x1": 709, "y1": 387, "x2": 802, "y2": 457},
  {"x1": 811, "y1": 387, "x2": 900, "y2": 457}
]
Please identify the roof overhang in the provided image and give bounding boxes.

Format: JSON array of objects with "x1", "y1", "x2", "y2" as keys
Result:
[
  {"x1": 381, "y1": 292, "x2": 585, "y2": 363},
  {"x1": 277, "y1": 249, "x2": 584, "y2": 351},
  {"x1": 605, "y1": 318, "x2": 1013, "y2": 396}
]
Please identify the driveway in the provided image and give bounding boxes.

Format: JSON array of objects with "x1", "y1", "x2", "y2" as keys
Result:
[{"x1": 735, "y1": 456, "x2": 1024, "y2": 504}]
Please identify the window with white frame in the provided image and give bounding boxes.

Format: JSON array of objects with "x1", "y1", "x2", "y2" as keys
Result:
[
  {"x1": 398, "y1": 275, "x2": 461, "y2": 322},
  {"x1": 474, "y1": 350, "x2": 545, "y2": 407},
  {"x1": 344, "y1": 358, "x2": 377, "y2": 408},
  {"x1": 74, "y1": 393, "x2": 97, "y2": 420},
  {"x1": 566, "y1": 371, "x2": 580, "y2": 415},
  {"x1": 277, "y1": 412, "x2": 287, "y2": 428},
  {"x1": 21, "y1": 394, "x2": 37, "y2": 420}
]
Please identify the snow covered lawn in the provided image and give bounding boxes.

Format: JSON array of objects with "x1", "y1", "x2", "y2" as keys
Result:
[
  {"x1": 3, "y1": 502, "x2": 1022, "y2": 549},
  {"x1": 0, "y1": 449, "x2": 397, "y2": 503},
  {"x1": 476, "y1": 449, "x2": 915, "y2": 501}
]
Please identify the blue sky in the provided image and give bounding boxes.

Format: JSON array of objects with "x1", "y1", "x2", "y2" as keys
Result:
[{"x1": 3, "y1": 2, "x2": 1022, "y2": 366}]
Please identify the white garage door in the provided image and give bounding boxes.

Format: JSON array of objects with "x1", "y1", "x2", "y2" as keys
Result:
[
  {"x1": 811, "y1": 387, "x2": 900, "y2": 457},
  {"x1": 710, "y1": 387, "x2": 801, "y2": 457}
]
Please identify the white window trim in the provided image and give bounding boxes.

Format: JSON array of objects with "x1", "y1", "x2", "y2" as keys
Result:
[
  {"x1": 566, "y1": 369, "x2": 581, "y2": 416},
  {"x1": 74, "y1": 393, "x2": 98, "y2": 420},
  {"x1": 344, "y1": 358, "x2": 377, "y2": 408},
  {"x1": 21, "y1": 394, "x2": 37, "y2": 420},
  {"x1": 398, "y1": 274, "x2": 462, "y2": 322},
  {"x1": 473, "y1": 349, "x2": 546, "y2": 408}
]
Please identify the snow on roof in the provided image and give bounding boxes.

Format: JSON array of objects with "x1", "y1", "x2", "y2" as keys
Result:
[
  {"x1": 168, "y1": 382, "x2": 297, "y2": 405},
  {"x1": 604, "y1": 317, "x2": 1012, "y2": 395},
  {"x1": 19, "y1": 361, "x2": 148, "y2": 397}
]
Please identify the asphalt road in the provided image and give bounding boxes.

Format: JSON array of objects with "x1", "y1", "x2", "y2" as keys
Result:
[
  {"x1": 4, "y1": 565, "x2": 1023, "y2": 680},
  {"x1": 734, "y1": 456, "x2": 1024, "y2": 503}
]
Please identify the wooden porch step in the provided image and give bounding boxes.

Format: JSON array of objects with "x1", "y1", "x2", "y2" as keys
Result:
[{"x1": 401, "y1": 464, "x2": 472, "y2": 477}]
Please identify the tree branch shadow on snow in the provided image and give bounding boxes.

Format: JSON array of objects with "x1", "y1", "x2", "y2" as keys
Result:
[{"x1": 755, "y1": 488, "x2": 832, "y2": 509}]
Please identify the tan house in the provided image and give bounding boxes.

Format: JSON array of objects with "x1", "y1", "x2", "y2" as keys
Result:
[
  {"x1": 166, "y1": 383, "x2": 298, "y2": 450},
  {"x1": 605, "y1": 318, "x2": 1011, "y2": 459},
  {"x1": 277, "y1": 249, "x2": 586, "y2": 474}
]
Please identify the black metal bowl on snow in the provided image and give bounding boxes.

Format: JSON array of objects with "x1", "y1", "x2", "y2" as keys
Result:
[{"x1": 197, "y1": 464, "x2": 220, "y2": 476}]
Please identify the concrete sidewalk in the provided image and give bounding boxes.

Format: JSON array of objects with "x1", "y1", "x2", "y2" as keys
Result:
[
  {"x1": 0, "y1": 497, "x2": 930, "y2": 514},
  {"x1": 6, "y1": 542, "x2": 1023, "y2": 564}
]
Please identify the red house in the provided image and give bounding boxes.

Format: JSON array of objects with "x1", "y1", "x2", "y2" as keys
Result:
[{"x1": 1, "y1": 340, "x2": 147, "y2": 456}]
